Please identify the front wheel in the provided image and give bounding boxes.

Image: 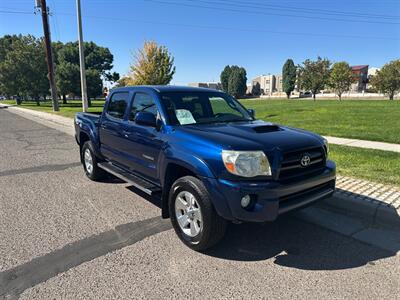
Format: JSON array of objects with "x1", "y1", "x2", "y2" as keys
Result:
[{"x1": 169, "y1": 176, "x2": 227, "y2": 251}]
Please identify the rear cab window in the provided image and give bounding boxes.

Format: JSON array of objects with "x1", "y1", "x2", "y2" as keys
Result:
[{"x1": 106, "y1": 92, "x2": 129, "y2": 119}]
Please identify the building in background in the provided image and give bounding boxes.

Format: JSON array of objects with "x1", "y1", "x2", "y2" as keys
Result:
[
  {"x1": 251, "y1": 74, "x2": 283, "y2": 96},
  {"x1": 252, "y1": 75, "x2": 274, "y2": 95},
  {"x1": 351, "y1": 65, "x2": 369, "y2": 92},
  {"x1": 275, "y1": 75, "x2": 283, "y2": 93},
  {"x1": 188, "y1": 82, "x2": 222, "y2": 90}
]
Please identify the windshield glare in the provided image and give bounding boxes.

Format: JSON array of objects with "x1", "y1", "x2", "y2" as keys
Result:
[{"x1": 160, "y1": 92, "x2": 253, "y2": 125}]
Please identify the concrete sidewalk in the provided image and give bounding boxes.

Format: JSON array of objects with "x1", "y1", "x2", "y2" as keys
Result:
[
  {"x1": 1, "y1": 102, "x2": 400, "y2": 153},
  {"x1": 325, "y1": 136, "x2": 400, "y2": 153}
]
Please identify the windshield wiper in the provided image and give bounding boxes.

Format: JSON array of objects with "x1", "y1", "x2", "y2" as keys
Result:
[{"x1": 138, "y1": 103, "x2": 155, "y2": 112}]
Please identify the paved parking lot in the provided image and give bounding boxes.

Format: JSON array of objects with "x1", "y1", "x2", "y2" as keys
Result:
[{"x1": 0, "y1": 108, "x2": 399, "y2": 299}]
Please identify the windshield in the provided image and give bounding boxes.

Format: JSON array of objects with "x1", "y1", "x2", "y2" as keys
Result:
[{"x1": 160, "y1": 91, "x2": 253, "y2": 125}]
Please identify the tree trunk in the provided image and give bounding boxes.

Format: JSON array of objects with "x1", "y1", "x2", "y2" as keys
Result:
[
  {"x1": 286, "y1": 92, "x2": 290, "y2": 99},
  {"x1": 62, "y1": 94, "x2": 67, "y2": 104},
  {"x1": 338, "y1": 93, "x2": 342, "y2": 101},
  {"x1": 389, "y1": 92, "x2": 394, "y2": 100},
  {"x1": 16, "y1": 95, "x2": 21, "y2": 105},
  {"x1": 313, "y1": 93, "x2": 316, "y2": 101},
  {"x1": 88, "y1": 98, "x2": 92, "y2": 107}
]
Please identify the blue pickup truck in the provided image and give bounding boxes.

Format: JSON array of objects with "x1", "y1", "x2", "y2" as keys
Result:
[{"x1": 75, "y1": 86, "x2": 336, "y2": 250}]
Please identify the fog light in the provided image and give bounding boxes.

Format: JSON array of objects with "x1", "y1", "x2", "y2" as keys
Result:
[{"x1": 241, "y1": 195, "x2": 251, "y2": 208}]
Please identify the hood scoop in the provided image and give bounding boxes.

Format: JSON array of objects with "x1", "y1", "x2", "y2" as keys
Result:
[{"x1": 252, "y1": 125, "x2": 281, "y2": 133}]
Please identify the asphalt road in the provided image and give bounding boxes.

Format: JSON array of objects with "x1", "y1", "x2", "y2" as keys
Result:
[{"x1": 0, "y1": 108, "x2": 399, "y2": 299}]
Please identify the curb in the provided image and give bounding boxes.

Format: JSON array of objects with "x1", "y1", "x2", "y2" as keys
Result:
[{"x1": 320, "y1": 191, "x2": 400, "y2": 230}]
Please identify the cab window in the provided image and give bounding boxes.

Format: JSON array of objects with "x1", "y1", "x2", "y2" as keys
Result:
[
  {"x1": 106, "y1": 92, "x2": 129, "y2": 119},
  {"x1": 129, "y1": 93, "x2": 157, "y2": 121}
]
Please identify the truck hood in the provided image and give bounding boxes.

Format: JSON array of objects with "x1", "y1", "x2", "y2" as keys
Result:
[{"x1": 173, "y1": 120, "x2": 324, "y2": 152}]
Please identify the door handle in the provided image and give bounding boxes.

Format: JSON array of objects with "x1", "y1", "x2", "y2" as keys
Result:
[{"x1": 122, "y1": 130, "x2": 133, "y2": 138}]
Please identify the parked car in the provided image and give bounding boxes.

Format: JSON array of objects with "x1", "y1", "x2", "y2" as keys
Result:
[
  {"x1": 301, "y1": 91, "x2": 313, "y2": 98},
  {"x1": 75, "y1": 86, "x2": 336, "y2": 250}
]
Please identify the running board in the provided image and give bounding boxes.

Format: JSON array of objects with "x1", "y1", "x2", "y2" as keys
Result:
[{"x1": 98, "y1": 162, "x2": 161, "y2": 195}]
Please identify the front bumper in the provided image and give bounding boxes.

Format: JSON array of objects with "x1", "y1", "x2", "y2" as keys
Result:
[{"x1": 202, "y1": 160, "x2": 336, "y2": 222}]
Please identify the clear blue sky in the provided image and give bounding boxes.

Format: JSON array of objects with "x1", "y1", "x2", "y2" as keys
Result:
[{"x1": 1, "y1": 0, "x2": 399, "y2": 84}]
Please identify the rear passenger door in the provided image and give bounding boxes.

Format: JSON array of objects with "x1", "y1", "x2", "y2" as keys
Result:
[{"x1": 99, "y1": 92, "x2": 130, "y2": 166}]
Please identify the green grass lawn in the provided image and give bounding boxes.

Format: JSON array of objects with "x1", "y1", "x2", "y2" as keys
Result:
[
  {"x1": 330, "y1": 145, "x2": 400, "y2": 187},
  {"x1": 241, "y1": 99, "x2": 400, "y2": 144},
  {"x1": 2, "y1": 100, "x2": 105, "y2": 118}
]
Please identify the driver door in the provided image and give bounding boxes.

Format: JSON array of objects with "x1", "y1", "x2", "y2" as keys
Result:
[{"x1": 121, "y1": 92, "x2": 162, "y2": 182}]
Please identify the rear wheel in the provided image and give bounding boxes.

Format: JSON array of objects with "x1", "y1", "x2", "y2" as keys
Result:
[
  {"x1": 81, "y1": 141, "x2": 105, "y2": 181},
  {"x1": 169, "y1": 176, "x2": 227, "y2": 251}
]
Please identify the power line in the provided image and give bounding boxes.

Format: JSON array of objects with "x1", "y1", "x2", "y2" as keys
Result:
[
  {"x1": 49, "y1": 0, "x2": 61, "y2": 41},
  {"x1": 0, "y1": 10, "x2": 33, "y2": 15},
  {"x1": 143, "y1": 0, "x2": 400, "y2": 25},
  {"x1": 1, "y1": 9, "x2": 399, "y2": 41},
  {"x1": 55, "y1": 12, "x2": 400, "y2": 41},
  {"x1": 210, "y1": 0, "x2": 400, "y2": 20}
]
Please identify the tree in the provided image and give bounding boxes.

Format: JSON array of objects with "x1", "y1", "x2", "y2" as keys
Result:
[
  {"x1": 116, "y1": 76, "x2": 134, "y2": 87},
  {"x1": 125, "y1": 41, "x2": 175, "y2": 85},
  {"x1": 251, "y1": 82, "x2": 261, "y2": 96},
  {"x1": 86, "y1": 69, "x2": 103, "y2": 100},
  {"x1": 220, "y1": 65, "x2": 232, "y2": 93},
  {"x1": 0, "y1": 35, "x2": 27, "y2": 98},
  {"x1": 0, "y1": 35, "x2": 118, "y2": 106},
  {"x1": 228, "y1": 67, "x2": 247, "y2": 98},
  {"x1": 329, "y1": 61, "x2": 354, "y2": 101},
  {"x1": 282, "y1": 59, "x2": 296, "y2": 99},
  {"x1": 55, "y1": 41, "x2": 119, "y2": 104},
  {"x1": 298, "y1": 57, "x2": 331, "y2": 100},
  {"x1": 220, "y1": 65, "x2": 247, "y2": 98},
  {"x1": 56, "y1": 62, "x2": 80, "y2": 103},
  {"x1": 0, "y1": 35, "x2": 49, "y2": 104},
  {"x1": 370, "y1": 60, "x2": 400, "y2": 100}
]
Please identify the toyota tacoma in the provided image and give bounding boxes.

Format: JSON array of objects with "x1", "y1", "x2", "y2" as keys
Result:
[{"x1": 75, "y1": 86, "x2": 336, "y2": 251}]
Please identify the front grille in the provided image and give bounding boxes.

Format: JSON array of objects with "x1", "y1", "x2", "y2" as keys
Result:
[{"x1": 279, "y1": 147, "x2": 326, "y2": 181}]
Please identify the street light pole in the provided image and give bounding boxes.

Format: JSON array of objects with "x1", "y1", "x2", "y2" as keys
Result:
[
  {"x1": 38, "y1": 0, "x2": 59, "y2": 111},
  {"x1": 76, "y1": 0, "x2": 88, "y2": 112}
]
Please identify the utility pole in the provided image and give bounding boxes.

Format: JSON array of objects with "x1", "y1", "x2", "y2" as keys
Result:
[
  {"x1": 38, "y1": 0, "x2": 59, "y2": 111},
  {"x1": 76, "y1": 0, "x2": 88, "y2": 112}
]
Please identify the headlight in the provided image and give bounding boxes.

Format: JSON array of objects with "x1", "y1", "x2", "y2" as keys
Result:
[
  {"x1": 222, "y1": 150, "x2": 271, "y2": 177},
  {"x1": 323, "y1": 138, "x2": 329, "y2": 157}
]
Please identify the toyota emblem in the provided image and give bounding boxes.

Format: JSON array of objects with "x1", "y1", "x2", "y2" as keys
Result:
[{"x1": 300, "y1": 154, "x2": 311, "y2": 167}]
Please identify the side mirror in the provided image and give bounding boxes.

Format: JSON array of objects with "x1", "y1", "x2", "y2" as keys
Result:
[
  {"x1": 135, "y1": 111, "x2": 157, "y2": 127},
  {"x1": 247, "y1": 108, "x2": 255, "y2": 118}
]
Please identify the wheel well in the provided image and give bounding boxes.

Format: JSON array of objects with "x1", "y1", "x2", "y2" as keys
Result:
[
  {"x1": 79, "y1": 132, "x2": 90, "y2": 162},
  {"x1": 80, "y1": 132, "x2": 90, "y2": 146},
  {"x1": 161, "y1": 163, "x2": 197, "y2": 218}
]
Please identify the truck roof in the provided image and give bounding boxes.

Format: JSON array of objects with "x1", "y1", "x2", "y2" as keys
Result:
[{"x1": 110, "y1": 85, "x2": 222, "y2": 94}]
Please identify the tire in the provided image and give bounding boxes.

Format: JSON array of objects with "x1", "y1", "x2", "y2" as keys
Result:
[
  {"x1": 169, "y1": 176, "x2": 227, "y2": 251},
  {"x1": 81, "y1": 141, "x2": 105, "y2": 181}
]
